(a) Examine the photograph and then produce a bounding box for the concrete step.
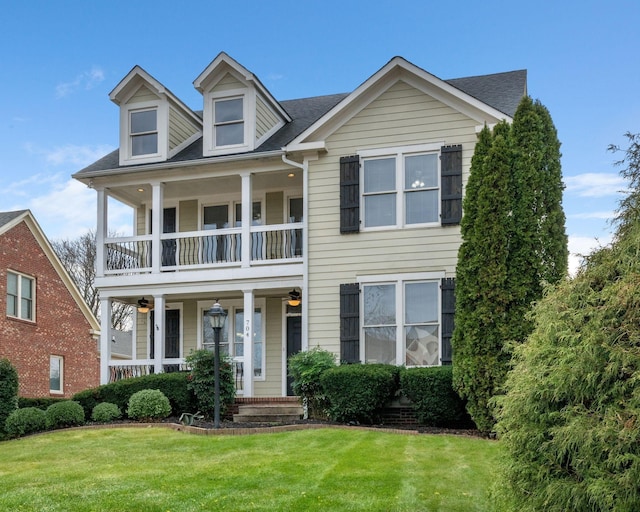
[233,403,303,423]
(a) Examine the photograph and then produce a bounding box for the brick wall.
[0,221,99,398]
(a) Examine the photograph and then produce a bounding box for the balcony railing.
[103,223,303,275]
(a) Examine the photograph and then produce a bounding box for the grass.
[0,427,500,511]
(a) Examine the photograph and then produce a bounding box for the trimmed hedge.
[5,407,47,438]
[73,372,196,420]
[45,401,85,429]
[127,389,171,421]
[91,402,122,423]
[18,397,67,410]
[0,358,19,437]
[400,366,474,428]
[320,364,399,423]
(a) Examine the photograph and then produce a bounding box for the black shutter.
[340,283,360,363]
[441,278,455,365]
[340,155,360,233]
[440,145,462,225]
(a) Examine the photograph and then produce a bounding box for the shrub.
[45,401,85,429]
[320,364,399,423]
[73,372,196,420]
[185,350,235,420]
[18,397,67,410]
[127,389,171,421]
[400,366,473,428]
[0,358,19,438]
[4,407,47,438]
[288,348,336,418]
[91,402,122,423]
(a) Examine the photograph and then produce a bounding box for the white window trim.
[358,142,444,231]
[49,355,64,394]
[203,88,256,156]
[119,100,169,166]
[358,272,444,367]
[6,270,35,322]
[197,299,266,381]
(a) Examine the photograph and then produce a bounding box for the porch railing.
[103,224,303,275]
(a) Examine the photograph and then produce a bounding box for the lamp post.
[208,300,227,428]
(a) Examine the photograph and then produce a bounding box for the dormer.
[110,66,202,166]
[194,52,291,157]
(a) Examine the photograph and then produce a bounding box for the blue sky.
[1,0,638,274]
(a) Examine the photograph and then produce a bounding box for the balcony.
[103,223,303,275]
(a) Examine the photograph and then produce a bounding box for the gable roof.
[74,56,526,178]
[0,210,100,334]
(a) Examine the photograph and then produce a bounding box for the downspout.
[282,154,309,352]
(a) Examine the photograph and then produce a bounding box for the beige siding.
[126,84,160,104]
[210,73,246,94]
[255,96,280,140]
[266,191,284,224]
[306,80,479,354]
[181,301,198,356]
[136,313,148,359]
[136,206,147,235]
[169,107,199,151]
[179,200,198,232]
[254,298,283,397]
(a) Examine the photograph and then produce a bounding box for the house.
[0,210,100,398]
[73,53,526,397]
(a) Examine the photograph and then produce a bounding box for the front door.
[150,309,181,366]
[286,316,302,396]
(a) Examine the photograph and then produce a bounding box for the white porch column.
[242,289,254,396]
[151,182,164,274]
[99,297,111,384]
[240,172,252,267]
[153,295,165,374]
[96,187,107,278]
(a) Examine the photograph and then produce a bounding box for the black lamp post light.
[208,300,227,428]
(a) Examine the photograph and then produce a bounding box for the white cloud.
[564,173,627,198]
[44,144,114,167]
[568,210,615,220]
[567,234,612,276]
[55,67,105,98]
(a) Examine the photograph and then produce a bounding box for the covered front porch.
[98,287,304,398]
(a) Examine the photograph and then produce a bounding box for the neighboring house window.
[130,108,158,156]
[202,305,264,379]
[339,144,462,233]
[362,280,440,366]
[50,356,63,394]
[214,97,244,147]
[6,271,34,321]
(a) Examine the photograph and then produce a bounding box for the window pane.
[405,154,438,189]
[6,273,17,317]
[204,205,229,230]
[21,276,32,299]
[132,133,158,155]
[215,98,243,123]
[406,189,438,224]
[364,327,396,364]
[131,110,157,133]
[216,123,244,146]
[235,310,244,357]
[7,273,17,295]
[405,325,439,366]
[289,197,303,223]
[364,158,395,193]
[364,284,395,325]
[405,282,438,323]
[364,194,396,227]
[50,357,61,392]
[235,202,262,226]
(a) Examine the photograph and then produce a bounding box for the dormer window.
[214,97,244,147]
[130,108,158,156]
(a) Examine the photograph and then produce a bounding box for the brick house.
[0,210,100,398]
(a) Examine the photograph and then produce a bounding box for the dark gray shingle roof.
[0,210,27,228]
[75,70,526,176]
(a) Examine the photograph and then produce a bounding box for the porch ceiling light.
[137,297,150,314]
[208,300,227,329]
[287,289,301,307]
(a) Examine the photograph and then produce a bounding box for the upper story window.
[130,108,158,156]
[214,98,244,147]
[7,270,34,321]
[362,149,439,229]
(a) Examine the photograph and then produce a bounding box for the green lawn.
[0,427,500,511]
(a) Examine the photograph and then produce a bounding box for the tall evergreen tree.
[453,97,568,432]
[452,122,513,432]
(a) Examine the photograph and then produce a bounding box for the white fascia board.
[283,141,327,153]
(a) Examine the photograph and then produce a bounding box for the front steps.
[233,399,303,423]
